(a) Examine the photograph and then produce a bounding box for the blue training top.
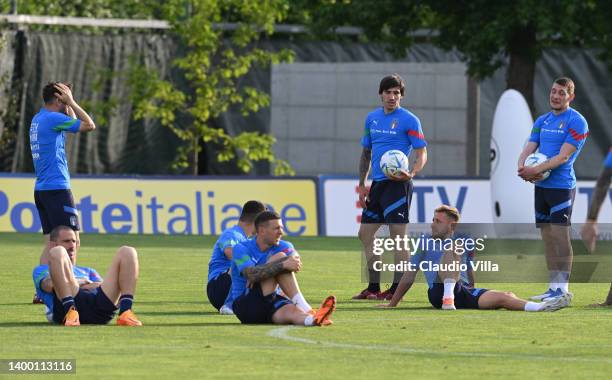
[207,225,248,282]
[32,264,101,321]
[409,236,474,289]
[30,108,81,191]
[226,239,295,308]
[361,106,427,182]
[604,148,612,169]
[529,107,588,189]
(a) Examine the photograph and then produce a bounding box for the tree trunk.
[506,25,537,114]
[192,137,199,176]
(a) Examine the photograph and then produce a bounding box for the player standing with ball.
[353,74,428,300]
[517,77,589,302]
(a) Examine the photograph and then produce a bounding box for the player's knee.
[358,228,375,244]
[48,246,68,262]
[266,252,287,263]
[118,246,138,261]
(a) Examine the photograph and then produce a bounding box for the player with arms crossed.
[518,77,588,302]
[230,211,335,326]
[379,206,571,312]
[580,147,612,307]
[30,83,95,268]
[33,225,142,326]
[206,200,266,314]
[354,74,427,301]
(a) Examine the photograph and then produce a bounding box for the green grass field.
[1,232,610,379]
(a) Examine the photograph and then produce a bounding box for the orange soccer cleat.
[63,306,80,326]
[117,310,143,326]
[313,295,336,326]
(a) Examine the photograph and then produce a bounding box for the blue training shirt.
[361,106,427,182]
[529,107,588,189]
[30,108,81,190]
[32,264,101,321]
[409,237,473,289]
[207,225,248,282]
[226,239,296,308]
[604,148,612,169]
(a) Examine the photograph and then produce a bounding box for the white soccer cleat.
[530,288,557,301]
[219,305,234,315]
[441,297,456,310]
[540,292,573,312]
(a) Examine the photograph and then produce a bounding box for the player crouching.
[230,211,335,326]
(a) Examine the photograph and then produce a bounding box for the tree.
[128,0,295,175]
[293,0,600,112]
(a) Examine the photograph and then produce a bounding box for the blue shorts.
[34,189,80,234]
[428,282,488,309]
[534,187,576,225]
[52,287,117,324]
[232,283,292,324]
[206,271,231,310]
[361,179,413,224]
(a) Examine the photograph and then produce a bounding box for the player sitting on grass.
[32,225,142,326]
[206,200,266,315]
[378,205,571,312]
[230,211,335,326]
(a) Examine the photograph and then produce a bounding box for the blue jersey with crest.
[207,225,248,282]
[32,264,102,318]
[226,239,295,308]
[361,106,427,181]
[529,107,588,189]
[30,108,81,190]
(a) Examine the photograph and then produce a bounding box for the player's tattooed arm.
[359,148,372,186]
[243,256,291,283]
[587,168,612,221]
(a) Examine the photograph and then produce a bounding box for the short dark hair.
[42,82,72,103]
[553,77,575,95]
[254,211,281,231]
[239,200,266,223]
[379,74,405,96]
[49,225,74,241]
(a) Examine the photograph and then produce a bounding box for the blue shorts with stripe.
[34,189,80,234]
[232,283,292,324]
[534,187,576,226]
[361,179,413,224]
[428,282,488,309]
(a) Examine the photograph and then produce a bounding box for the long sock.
[119,294,134,314]
[389,270,403,293]
[549,270,560,290]
[303,315,315,326]
[443,278,456,299]
[61,296,76,313]
[367,268,380,292]
[292,293,312,312]
[557,271,570,292]
[524,302,543,312]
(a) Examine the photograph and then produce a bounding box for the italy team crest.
[391,119,399,129]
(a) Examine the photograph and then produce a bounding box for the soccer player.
[230,211,335,326]
[32,225,142,326]
[206,200,266,314]
[379,206,571,312]
[580,147,612,307]
[517,77,588,302]
[354,73,427,300]
[30,82,96,268]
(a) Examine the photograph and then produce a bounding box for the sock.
[556,271,570,292]
[388,283,398,293]
[292,293,312,312]
[367,268,380,292]
[524,302,543,312]
[549,270,560,290]
[119,294,134,314]
[61,296,75,313]
[303,315,315,326]
[443,278,456,299]
[388,270,403,293]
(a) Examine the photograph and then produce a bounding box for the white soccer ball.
[525,152,551,181]
[380,150,409,178]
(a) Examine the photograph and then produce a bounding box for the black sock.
[119,295,134,314]
[389,271,403,293]
[61,296,75,313]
